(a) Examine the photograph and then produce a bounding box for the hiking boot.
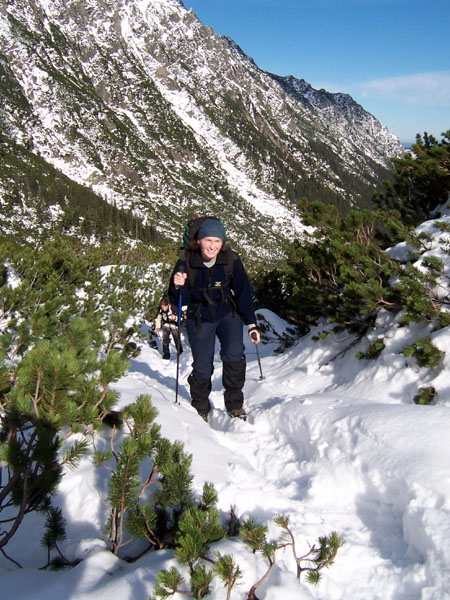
[197,409,209,423]
[162,353,170,360]
[227,407,247,421]
[188,374,212,417]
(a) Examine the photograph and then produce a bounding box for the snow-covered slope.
[0,0,403,258]
[3,203,450,598]
[1,302,450,599]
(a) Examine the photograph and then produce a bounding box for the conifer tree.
[374,130,450,226]
[241,515,343,597]
[150,484,343,597]
[151,482,230,599]
[94,394,161,555]
[0,237,147,558]
[212,553,242,600]
[256,199,450,366]
[94,395,200,557]
[153,567,187,598]
[40,506,72,569]
[274,515,343,583]
[275,201,407,334]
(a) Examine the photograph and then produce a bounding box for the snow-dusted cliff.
[0,0,403,257]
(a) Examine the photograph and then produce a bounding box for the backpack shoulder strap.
[182,250,196,288]
[225,249,239,281]
[183,248,237,288]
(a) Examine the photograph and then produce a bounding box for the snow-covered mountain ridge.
[0,0,403,258]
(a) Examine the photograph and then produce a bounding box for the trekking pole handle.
[175,264,185,290]
[249,327,259,343]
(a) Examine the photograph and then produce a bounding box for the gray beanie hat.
[197,218,226,242]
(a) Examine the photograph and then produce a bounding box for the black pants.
[161,324,182,357]
[186,311,246,413]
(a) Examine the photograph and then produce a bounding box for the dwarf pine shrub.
[262,201,408,335]
[413,386,437,405]
[0,237,148,560]
[356,338,386,360]
[40,506,72,569]
[374,131,450,227]
[94,394,198,557]
[255,197,450,371]
[152,510,343,599]
[402,337,444,369]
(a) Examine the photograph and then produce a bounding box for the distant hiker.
[154,295,183,360]
[169,217,260,422]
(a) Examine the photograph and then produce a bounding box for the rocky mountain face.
[0,0,403,260]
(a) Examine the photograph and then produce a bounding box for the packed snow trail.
[111,311,450,599]
[2,309,450,599]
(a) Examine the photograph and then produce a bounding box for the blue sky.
[184,0,450,143]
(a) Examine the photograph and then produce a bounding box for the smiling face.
[198,236,223,261]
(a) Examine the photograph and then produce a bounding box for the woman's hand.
[174,272,187,288]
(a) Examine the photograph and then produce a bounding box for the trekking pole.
[251,331,265,380]
[175,265,185,404]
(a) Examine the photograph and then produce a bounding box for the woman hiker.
[154,295,183,360]
[168,218,260,422]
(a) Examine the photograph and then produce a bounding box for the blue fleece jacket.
[168,249,256,325]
